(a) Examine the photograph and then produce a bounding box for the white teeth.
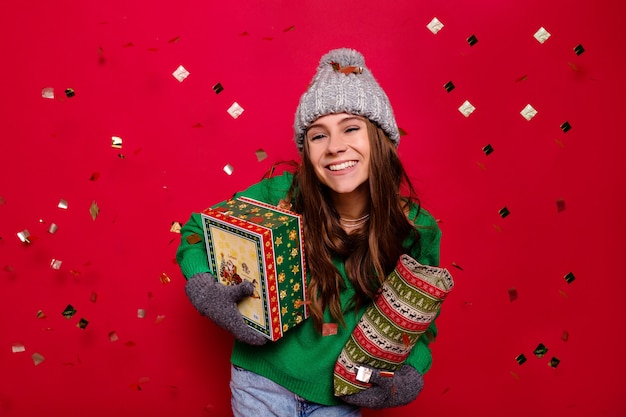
[328,161,356,171]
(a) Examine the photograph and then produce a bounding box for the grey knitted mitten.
[341,365,424,409]
[185,272,267,346]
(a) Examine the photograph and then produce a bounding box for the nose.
[326,134,347,154]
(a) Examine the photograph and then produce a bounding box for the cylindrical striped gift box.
[334,254,454,396]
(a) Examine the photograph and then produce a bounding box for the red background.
[1,1,625,416]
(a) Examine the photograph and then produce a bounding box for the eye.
[308,132,326,141]
[345,126,360,133]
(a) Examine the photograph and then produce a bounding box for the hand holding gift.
[334,254,454,399]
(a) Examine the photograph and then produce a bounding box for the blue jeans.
[230,365,362,417]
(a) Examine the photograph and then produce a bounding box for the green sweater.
[176,172,442,406]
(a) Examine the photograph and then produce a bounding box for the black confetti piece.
[77,318,89,329]
[212,83,224,94]
[444,81,455,92]
[482,144,494,156]
[62,304,77,319]
[573,44,585,55]
[499,207,510,218]
[548,357,560,368]
[534,343,548,358]
[556,199,566,213]
[564,272,575,284]
[64,88,75,98]
[516,354,527,365]
[560,121,572,133]
[508,288,518,302]
[467,34,478,46]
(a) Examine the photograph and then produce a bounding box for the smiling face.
[305,113,371,197]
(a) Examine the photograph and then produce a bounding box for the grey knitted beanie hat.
[294,48,400,151]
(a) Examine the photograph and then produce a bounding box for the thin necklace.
[339,213,370,229]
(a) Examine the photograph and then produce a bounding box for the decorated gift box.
[200,197,308,342]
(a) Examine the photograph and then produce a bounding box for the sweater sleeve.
[403,207,442,374]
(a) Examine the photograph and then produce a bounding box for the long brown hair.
[287,119,422,332]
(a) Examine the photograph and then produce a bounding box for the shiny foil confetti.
[160,272,171,284]
[213,83,224,94]
[111,136,123,148]
[556,199,566,213]
[172,65,190,82]
[227,102,244,119]
[32,352,45,366]
[573,44,585,55]
[482,144,494,156]
[223,164,234,175]
[255,149,268,162]
[533,27,551,43]
[36,310,46,319]
[17,229,31,243]
[58,199,69,209]
[170,221,182,233]
[508,288,518,302]
[564,272,575,283]
[427,17,444,34]
[109,331,119,342]
[499,207,510,218]
[50,259,62,270]
[65,88,75,98]
[458,100,476,117]
[515,354,527,365]
[155,315,165,324]
[89,201,99,220]
[42,87,54,99]
[467,34,478,46]
[138,309,146,319]
[77,318,89,329]
[548,357,560,368]
[12,343,26,353]
[560,121,572,133]
[534,343,548,358]
[322,323,338,336]
[520,104,538,121]
[451,262,463,270]
[62,304,77,319]
[444,81,455,92]
[48,223,58,234]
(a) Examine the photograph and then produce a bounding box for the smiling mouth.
[327,161,357,171]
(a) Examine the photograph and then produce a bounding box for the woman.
[176,48,442,416]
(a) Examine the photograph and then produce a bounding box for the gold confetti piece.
[32,352,45,366]
[170,221,182,233]
[458,100,476,117]
[451,262,463,270]
[213,82,224,94]
[510,371,520,380]
[48,223,58,234]
[508,288,518,302]
[36,310,46,319]
[109,331,119,342]
[223,164,234,175]
[515,354,527,365]
[426,17,444,34]
[160,272,171,284]
[12,343,26,353]
[77,318,89,329]
[172,65,190,82]
[168,36,181,43]
[89,201,99,220]
[559,289,568,298]
[533,27,551,43]
[555,138,565,148]
[283,25,295,32]
[533,343,548,358]
[186,233,202,244]
[322,323,338,336]
[548,357,560,368]
[476,161,486,170]
[111,136,123,148]
[90,292,98,303]
[443,81,455,92]
[155,315,165,324]
[62,304,77,319]
[42,87,54,99]
[515,74,528,82]
[493,224,502,232]
[50,259,62,270]
[65,88,75,98]
[0,195,5,204]
[556,199,566,213]
[562,330,569,342]
[573,44,585,55]
[255,149,267,162]
[499,207,510,218]
[17,229,31,243]
[467,34,478,46]
[482,144,494,156]
[227,102,244,119]
[58,199,69,209]
[520,104,538,121]
[138,308,146,319]
[560,121,572,133]
[564,272,575,283]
